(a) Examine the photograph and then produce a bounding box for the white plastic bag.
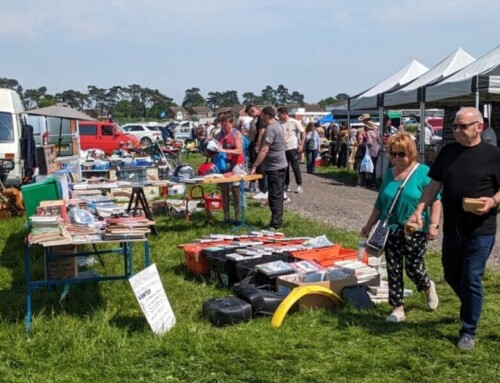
[360,150,374,173]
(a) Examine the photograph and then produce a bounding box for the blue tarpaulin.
[317,114,333,124]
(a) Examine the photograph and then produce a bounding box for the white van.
[0,89,24,185]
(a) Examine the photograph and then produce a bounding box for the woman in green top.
[361,133,441,323]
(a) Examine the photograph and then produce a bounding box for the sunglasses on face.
[390,151,407,158]
[453,121,478,130]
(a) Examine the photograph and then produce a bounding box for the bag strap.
[387,163,420,217]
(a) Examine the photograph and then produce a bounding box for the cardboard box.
[45,245,78,280]
[276,274,357,310]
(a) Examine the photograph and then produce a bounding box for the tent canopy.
[27,104,95,121]
[384,47,475,108]
[425,45,500,105]
[349,60,429,110]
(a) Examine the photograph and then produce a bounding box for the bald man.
[408,107,500,351]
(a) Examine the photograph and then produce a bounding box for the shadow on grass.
[0,230,106,325]
[109,314,149,333]
[169,263,221,289]
[331,303,459,345]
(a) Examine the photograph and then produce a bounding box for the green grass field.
[1,158,500,382]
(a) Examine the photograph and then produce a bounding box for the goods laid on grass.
[183,233,388,327]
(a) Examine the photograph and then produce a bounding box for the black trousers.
[385,228,431,307]
[285,149,302,188]
[264,167,287,229]
[250,141,267,193]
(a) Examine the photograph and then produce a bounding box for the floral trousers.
[385,228,431,307]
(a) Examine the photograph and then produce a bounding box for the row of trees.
[181,85,307,110]
[0,77,349,120]
[0,78,175,119]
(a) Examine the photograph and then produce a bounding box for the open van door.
[0,89,25,185]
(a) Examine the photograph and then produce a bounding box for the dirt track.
[284,166,500,271]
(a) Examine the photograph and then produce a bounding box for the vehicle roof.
[0,89,24,113]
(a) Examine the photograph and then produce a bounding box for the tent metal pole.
[475,75,480,108]
[379,106,384,181]
[419,102,426,164]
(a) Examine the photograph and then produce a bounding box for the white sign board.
[129,263,176,335]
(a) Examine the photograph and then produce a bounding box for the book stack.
[65,224,103,243]
[36,200,67,223]
[367,282,389,304]
[333,260,380,285]
[103,216,154,240]
[255,260,295,276]
[28,215,72,246]
[367,281,413,304]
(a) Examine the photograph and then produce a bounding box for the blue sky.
[1,0,499,104]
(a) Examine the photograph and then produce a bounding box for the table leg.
[24,242,32,333]
[128,243,134,275]
[231,179,254,233]
[129,188,158,235]
[144,240,150,267]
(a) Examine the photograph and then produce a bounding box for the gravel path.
[284,165,500,271]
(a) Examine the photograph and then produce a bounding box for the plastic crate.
[207,252,229,287]
[116,167,147,183]
[338,248,358,261]
[289,245,342,267]
[183,243,226,275]
[21,178,62,219]
[183,244,235,276]
[135,158,154,167]
[234,254,292,286]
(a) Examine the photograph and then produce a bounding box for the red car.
[78,121,140,155]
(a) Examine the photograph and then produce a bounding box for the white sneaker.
[386,309,405,323]
[284,192,288,199]
[286,186,290,192]
[296,186,303,194]
[426,280,439,310]
[284,198,291,204]
[252,192,268,200]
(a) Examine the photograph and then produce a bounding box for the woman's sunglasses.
[390,151,407,158]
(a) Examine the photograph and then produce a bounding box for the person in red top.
[216,112,245,223]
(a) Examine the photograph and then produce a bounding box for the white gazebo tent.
[349,60,429,177]
[384,48,475,108]
[383,48,475,161]
[349,60,429,110]
[424,45,500,106]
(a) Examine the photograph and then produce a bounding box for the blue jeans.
[442,234,495,339]
[306,149,317,173]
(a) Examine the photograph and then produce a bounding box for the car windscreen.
[0,112,14,143]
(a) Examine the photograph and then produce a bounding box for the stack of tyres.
[202,297,252,327]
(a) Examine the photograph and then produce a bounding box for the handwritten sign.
[129,263,176,335]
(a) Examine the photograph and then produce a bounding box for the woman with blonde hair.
[361,133,441,322]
